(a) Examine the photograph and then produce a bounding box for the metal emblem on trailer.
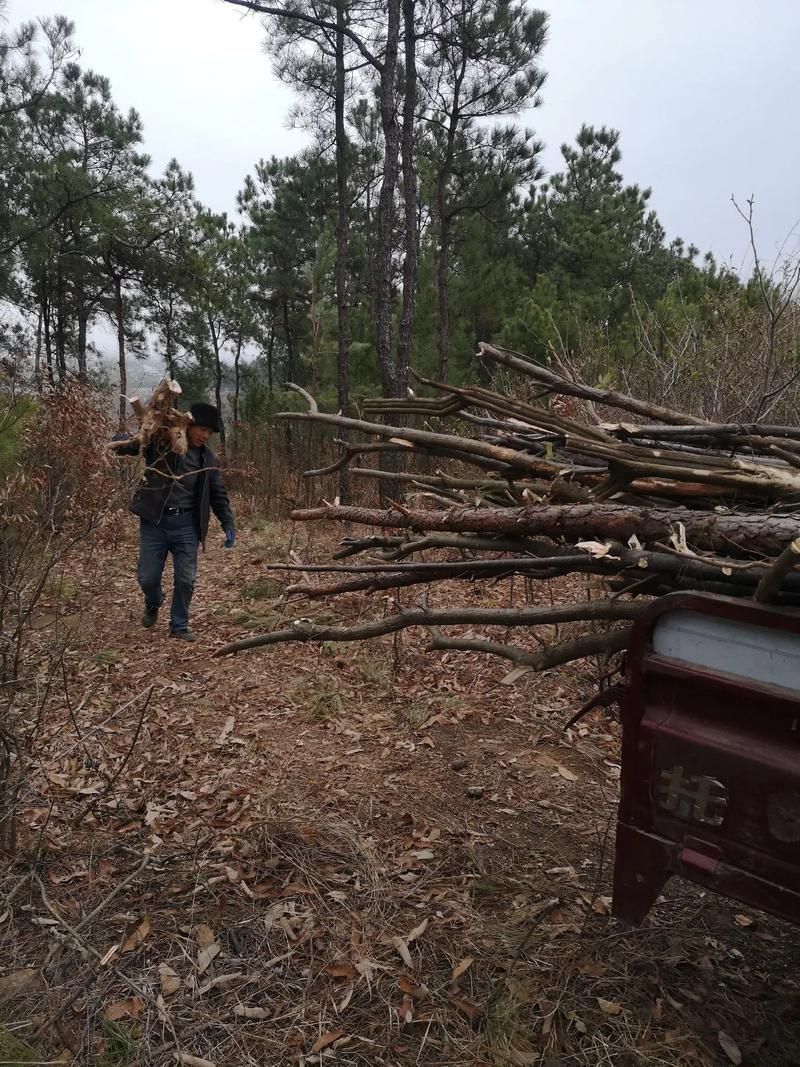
[657,765,728,826]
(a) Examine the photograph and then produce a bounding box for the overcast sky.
[8,0,800,273]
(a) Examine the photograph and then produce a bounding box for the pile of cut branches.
[218,344,800,683]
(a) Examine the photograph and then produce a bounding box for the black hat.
[189,402,221,432]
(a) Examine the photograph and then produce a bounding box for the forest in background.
[1,0,799,461]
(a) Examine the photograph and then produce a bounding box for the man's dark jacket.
[116,436,235,545]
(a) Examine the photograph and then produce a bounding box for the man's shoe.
[142,605,159,629]
[169,629,195,642]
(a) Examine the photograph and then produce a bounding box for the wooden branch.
[277,408,568,478]
[286,386,800,498]
[348,467,591,505]
[106,378,191,457]
[426,626,633,672]
[261,554,590,577]
[608,421,800,443]
[285,381,318,413]
[286,569,548,598]
[364,533,557,560]
[214,600,647,656]
[290,501,800,558]
[478,343,707,426]
[272,543,800,597]
[754,537,800,603]
[305,441,403,478]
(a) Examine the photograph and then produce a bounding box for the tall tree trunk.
[114,276,127,430]
[375,0,402,397]
[365,179,375,319]
[335,0,352,502]
[436,198,452,384]
[34,307,42,388]
[434,48,464,385]
[207,313,225,448]
[41,282,54,389]
[396,0,418,392]
[55,257,67,383]
[75,283,88,384]
[282,298,295,385]
[166,295,176,379]
[267,319,275,394]
[435,110,458,384]
[233,330,243,451]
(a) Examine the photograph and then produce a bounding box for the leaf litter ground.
[1,509,798,1065]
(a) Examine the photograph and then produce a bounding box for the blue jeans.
[137,514,199,633]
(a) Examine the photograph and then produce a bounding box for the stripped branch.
[215,600,646,656]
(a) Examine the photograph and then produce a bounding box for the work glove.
[223,528,236,549]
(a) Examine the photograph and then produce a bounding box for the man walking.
[117,402,235,641]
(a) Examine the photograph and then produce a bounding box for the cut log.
[291,502,800,559]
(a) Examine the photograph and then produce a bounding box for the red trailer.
[612,592,800,926]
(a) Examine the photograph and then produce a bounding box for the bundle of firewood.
[106,378,192,457]
[217,345,800,681]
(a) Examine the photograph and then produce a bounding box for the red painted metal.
[612,592,800,926]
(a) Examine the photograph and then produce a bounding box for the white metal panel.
[652,610,800,693]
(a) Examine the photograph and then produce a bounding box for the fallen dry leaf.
[406,917,428,944]
[198,972,254,995]
[718,1030,743,1065]
[571,1014,587,1034]
[399,976,430,1001]
[734,914,754,928]
[193,924,216,949]
[325,962,357,979]
[506,1049,539,1066]
[197,943,221,974]
[159,963,181,997]
[0,968,40,1003]
[399,993,414,1023]
[392,937,413,968]
[451,956,474,982]
[448,993,483,1026]
[156,992,170,1025]
[216,715,235,744]
[174,1054,216,1067]
[120,916,151,954]
[233,1005,270,1020]
[104,996,144,1021]
[311,1029,346,1053]
[596,997,623,1016]
[557,765,578,782]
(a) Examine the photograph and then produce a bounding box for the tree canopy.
[1,0,783,435]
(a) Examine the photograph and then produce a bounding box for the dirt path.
[1,513,798,1066]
